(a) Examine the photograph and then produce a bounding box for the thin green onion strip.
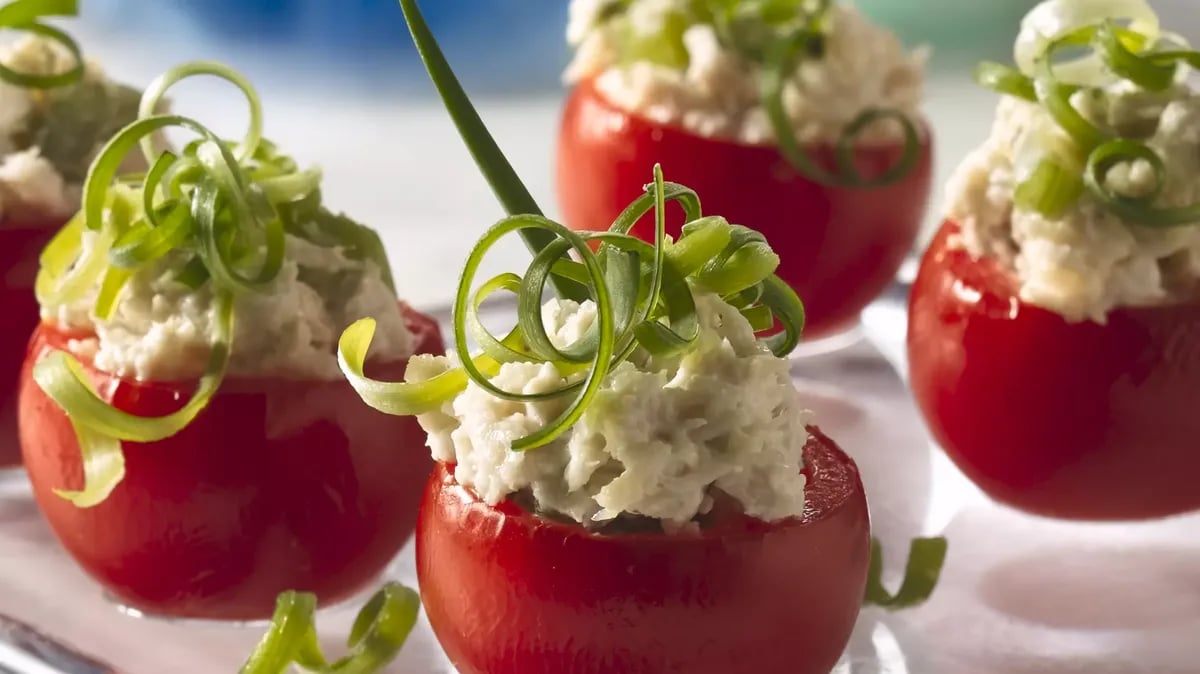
[239,582,421,674]
[974,4,1200,227]
[33,61,356,507]
[0,0,84,89]
[864,537,949,609]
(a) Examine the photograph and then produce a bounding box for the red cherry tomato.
[908,221,1200,520]
[557,78,934,338]
[417,427,870,674]
[0,221,59,468]
[19,303,443,620]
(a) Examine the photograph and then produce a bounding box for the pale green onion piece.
[864,537,949,609]
[138,60,264,164]
[758,275,805,357]
[240,583,421,674]
[1014,158,1086,218]
[32,291,234,444]
[1083,138,1200,227]
[0,0,83,89]
[92,266,132,320]
[337,318,466,417]
[238,591,323,674]
[141,151,178,226]
[52,425,124,508]
[108,203,192,269]
[1095,21,1175,91]
[974,61,1037,102]
[740,305,774,331]
[763,27,920,188]
[453,215,616,450]
[0,21,82,89]
[668,216,733,276]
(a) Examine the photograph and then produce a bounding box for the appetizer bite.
[323,4,946,673]
[909,0,1200,519]
[557,0,934,338]
[18,61,443,619]
[0,0,142,468]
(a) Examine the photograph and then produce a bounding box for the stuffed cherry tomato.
[20,304,441,619]
[557,0,933,338]
[341,5,946,670]
[0,21,143,468]
[418,430,868,674]
[908,0,1200,520]
[17,62,442,620]
[384,216,871,674]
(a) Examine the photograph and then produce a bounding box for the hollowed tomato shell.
[19,303,443,620]
[908,221,1200,520]
[417,426,870,674]
[556,78,934,338]
[0,221,59,468]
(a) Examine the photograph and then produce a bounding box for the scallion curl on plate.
[239,582,421,674]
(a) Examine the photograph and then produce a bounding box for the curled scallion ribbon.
[0,0,84,89]
[974,3,1200,227]
[240,582,422,674]
[33,61,389,507]
[340,164,806,452]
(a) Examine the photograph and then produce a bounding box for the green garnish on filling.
[974,5,1200,226]
[0,0,82,89]
[577,0,921,188]
[350,0,948,612]
[32,61,392,508]
[239,582,421,674]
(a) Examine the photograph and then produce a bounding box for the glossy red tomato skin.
[417,427,870,674]
[557,79,934,338]
[0,221,59,468]
[908,221,1200,520]
[19,303,444,620]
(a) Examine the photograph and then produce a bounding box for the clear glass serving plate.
[1,290,1197,673]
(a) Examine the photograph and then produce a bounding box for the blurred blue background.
[77,0,1198,97]
[83,0,572,96]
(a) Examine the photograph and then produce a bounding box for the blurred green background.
[857,0,1040,67]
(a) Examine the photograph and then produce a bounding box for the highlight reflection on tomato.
[19,303,443,620]
[417,427,870,674]
[908,222,1200,520]
[0,222,58,469]
[557,78,934,338]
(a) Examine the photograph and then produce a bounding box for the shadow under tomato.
[896,503,1200,674]
[979,545,1200,631]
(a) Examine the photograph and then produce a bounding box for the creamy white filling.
[406,292,811,527]
[49,233,414,381]
[565,1,927,145]
[946,84,1200,323]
